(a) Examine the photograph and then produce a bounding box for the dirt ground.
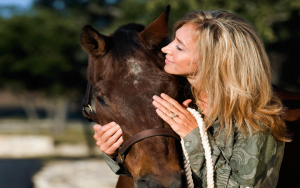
[33,159,119,188]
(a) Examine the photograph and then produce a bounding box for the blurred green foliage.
[0,0,299,98]
[100,0,300,45]
[0,9,87,96]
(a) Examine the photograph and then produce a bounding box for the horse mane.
[117,23,145,32]
[110,24,145,61]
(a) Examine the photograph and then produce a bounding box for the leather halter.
[82,78,180,177]
[82,79,98,123]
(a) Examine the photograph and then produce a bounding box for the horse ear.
[139,5,170,48]
[80,25,109,56]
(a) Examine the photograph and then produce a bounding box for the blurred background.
[0,0,299,188]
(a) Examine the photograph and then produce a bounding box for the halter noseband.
[82,79,180,177]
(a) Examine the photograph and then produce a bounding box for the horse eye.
[96,96,106,106]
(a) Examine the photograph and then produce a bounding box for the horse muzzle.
[135,170,187,188]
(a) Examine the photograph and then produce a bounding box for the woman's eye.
[176,45,183,51]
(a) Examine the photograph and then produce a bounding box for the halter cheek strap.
[82,78,99,123]
[116,128,180,177]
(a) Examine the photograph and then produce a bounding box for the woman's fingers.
[153,100,175,118]
[98,128,122,150]
[94,122,120,141]
[93,124,101,131]
[93,122,123,158]
[155,109,188,137]
[182,99,192,108]
[94,122,115,138]
[105,136,124,156]
[153,94,191,119]
[160,93,187,112]
[101,124,121,143]
[153,95,181,117]
[153,94,199,138]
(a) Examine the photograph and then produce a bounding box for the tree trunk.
[52,97,69,135]
[20,93,40,134]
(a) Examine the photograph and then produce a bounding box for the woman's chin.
[164,66,179,75]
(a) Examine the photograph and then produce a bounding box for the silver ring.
[170,113,177,119]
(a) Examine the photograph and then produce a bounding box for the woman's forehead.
[175,24,197,50]
[176,24,196,35]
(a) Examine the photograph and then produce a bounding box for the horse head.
[80,6,187,188]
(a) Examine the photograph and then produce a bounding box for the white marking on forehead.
[126,58,143,87]
[128,58,143,75]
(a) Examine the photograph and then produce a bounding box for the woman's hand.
[93,122,123,159]
[152,93,198,138]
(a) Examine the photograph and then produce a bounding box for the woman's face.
[161,24,198,79]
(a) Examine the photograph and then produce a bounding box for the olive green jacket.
[102,120,285,188]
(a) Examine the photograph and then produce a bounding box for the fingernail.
[161,93,166,97]
[93,124,98,129]
[116,124,120,128]
[97,125,102,130]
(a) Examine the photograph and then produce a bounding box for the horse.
[273,85,300,187]
[80,5,300,188]
[80,6,189,188]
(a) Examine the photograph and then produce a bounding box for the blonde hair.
[174,10,291,142]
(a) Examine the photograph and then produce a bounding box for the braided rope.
[180,108,214,188]
[180,138,195,188]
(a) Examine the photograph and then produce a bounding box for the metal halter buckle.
[87,104,93,112]
[82,104,94,112]
[118,153,125,164]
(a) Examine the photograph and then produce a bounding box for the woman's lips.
[165,58,174,64]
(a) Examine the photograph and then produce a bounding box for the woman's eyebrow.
[176,37,186,47]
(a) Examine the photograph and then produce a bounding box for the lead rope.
[180,108,214,188]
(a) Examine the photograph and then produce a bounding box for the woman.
[93,10,290,187]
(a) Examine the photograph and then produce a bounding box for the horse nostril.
[136,173,183,188]
[136,178,148,188]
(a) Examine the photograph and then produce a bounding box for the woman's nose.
[161,44,171,54]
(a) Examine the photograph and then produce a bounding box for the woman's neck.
[187,77,196,87]
[187,77,208,115]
